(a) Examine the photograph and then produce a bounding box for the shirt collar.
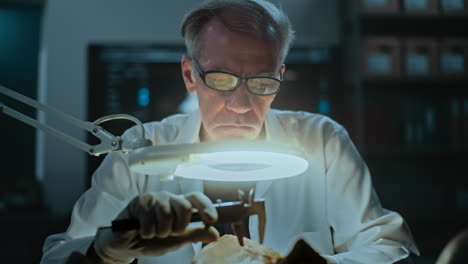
[175,109,202,144]
[265,109,286,143]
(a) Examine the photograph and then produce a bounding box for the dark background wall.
[1,0,467,263]
[0,6,40,193]
[0,3,58,263]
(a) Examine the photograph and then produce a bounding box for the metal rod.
[0,85,121,156]
[1,103,92,153]
[0,85,96,132]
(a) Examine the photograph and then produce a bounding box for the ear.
[280,64,286,76]
[181,55,197,94]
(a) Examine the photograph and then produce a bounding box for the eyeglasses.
[191,58,282,96]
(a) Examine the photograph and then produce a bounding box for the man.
[41,0,419,263]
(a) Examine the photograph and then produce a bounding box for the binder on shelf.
[364,101,403,147]
[361,36,402,76]
[359,0,400,12]
[440,38,468,75]
[364,94,454,152]
[440,0,468,13]
[403,0,439,13]
[403,38,439,75]
[450,98,462,150]
[463,99,468,149]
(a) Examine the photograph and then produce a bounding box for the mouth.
[218,125,254,130]
[209,125,258,140]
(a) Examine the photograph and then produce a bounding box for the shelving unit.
[340,1,468,261]
[341,1,468,153]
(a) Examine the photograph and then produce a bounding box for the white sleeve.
[322,125,419,264]
[40,151,138,264]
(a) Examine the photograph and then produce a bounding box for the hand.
[93,191,219,264]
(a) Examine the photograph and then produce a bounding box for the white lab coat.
[40,109,419,264]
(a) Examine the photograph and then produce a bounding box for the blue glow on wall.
[318,99,331,115]
[137,87,150,107]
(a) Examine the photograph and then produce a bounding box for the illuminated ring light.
[128,141,309,181]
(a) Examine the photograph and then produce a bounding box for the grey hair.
[180,0,295,64]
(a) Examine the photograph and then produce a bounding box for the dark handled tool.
[111,200,247,230]
[111,189,266,246]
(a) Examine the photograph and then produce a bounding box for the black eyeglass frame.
[191,58,283,96]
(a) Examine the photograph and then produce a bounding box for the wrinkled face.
[181,18,285,142]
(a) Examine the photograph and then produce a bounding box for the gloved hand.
[93,191,219,264]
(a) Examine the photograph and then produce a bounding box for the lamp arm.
[0,85,130,156]
[93,113,151,152]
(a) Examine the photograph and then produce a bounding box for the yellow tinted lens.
[205,73,238,90]
[247,78,279,94]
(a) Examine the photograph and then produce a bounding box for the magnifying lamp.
[129,141,308,181]
[1,85,309,181]
[1,84,309,245]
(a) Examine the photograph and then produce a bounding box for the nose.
[225,83,252,114]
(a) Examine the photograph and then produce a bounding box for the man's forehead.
[200,17,278,50]
[198,18,280,72]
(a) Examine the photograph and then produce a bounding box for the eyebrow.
[207,66,277,77]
